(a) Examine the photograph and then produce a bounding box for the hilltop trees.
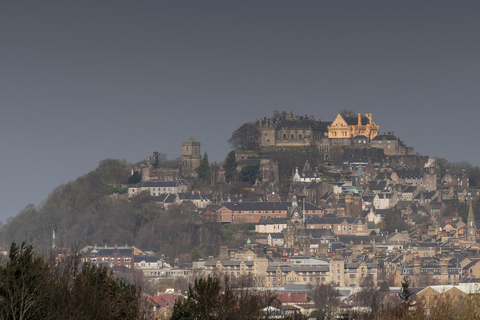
[228,122,260,150]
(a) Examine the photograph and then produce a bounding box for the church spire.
[468,201,475,224]
[467,201,476,243]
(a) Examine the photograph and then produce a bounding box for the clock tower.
[467,201,476,243]
[284,196,304,248]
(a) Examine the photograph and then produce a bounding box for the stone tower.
[284,196,304,248]
[467,201,477,243]
[181,136,201,178]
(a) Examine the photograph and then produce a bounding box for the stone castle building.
[181,136,201,178]
[256,110,329,147]
[255,110,380,148]
[327,113,379,140]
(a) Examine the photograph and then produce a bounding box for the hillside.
[0,159,226,260]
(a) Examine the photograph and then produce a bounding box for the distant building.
[128,180,189,197]
[204,200,323,224]
[371,132,414,156]
[327,113,379,140]
[181,136,201,177]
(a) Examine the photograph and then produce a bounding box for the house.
[371,132,413,156]
[266,263,330,287]
[396,168,437,192]
[441,170,469,189]
[256,216,287,233]
[304,214,371,236]
[128,180,189,197]
[293,160,322,183]
[134,255,169,277]
[81,245,146,268]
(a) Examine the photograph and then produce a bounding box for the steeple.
[466,201,476,243]
[468,201,475,225]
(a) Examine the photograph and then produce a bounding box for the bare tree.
[312,283,341,320]
[228,122,260,150]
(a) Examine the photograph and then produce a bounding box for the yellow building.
[327,113,379,140]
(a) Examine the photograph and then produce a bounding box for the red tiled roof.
[276,292,307,304]
[149,294,183,307]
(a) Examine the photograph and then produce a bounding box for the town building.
[128,180,189,198]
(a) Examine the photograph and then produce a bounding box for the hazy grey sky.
[1,1,480,222]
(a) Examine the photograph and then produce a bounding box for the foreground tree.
[0,242,144,320]
[171,275,274,320]
[228,122,260,150]
[312,283,340,320]
[0,242,49,320]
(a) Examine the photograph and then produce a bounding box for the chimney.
[358,113,361,125]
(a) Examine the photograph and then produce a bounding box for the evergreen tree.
[239,164,260,185]
[196,152,210,183]
[224,150,237,183]
[171,275,266,320]
[379,280,390,292]
[399,276,412,305]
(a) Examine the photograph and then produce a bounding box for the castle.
[255,110,379,147]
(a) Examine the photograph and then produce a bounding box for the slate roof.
[295,228,335,239]
[372,134,397,141]
[134,255,160,263]
[85,247,134,256]
[342,116,370,126]
[204,260,255,267]
[258,216,287,225]
[214,201,322,212]
[266,264,329,273]
[362,195,375,203]
[277,119,320,130]
[369,181,387,191]
[403,186,417,193]
[177,192,204,200]
[157,194,176,203]
[305,214,365,225]
[396,168,424,180]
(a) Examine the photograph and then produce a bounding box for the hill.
[0,159,225,260]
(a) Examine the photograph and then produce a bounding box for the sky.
[1,1,480,222]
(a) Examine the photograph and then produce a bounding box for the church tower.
[467,201,477,243]
[181,136,201,178]
[284,196,304,248]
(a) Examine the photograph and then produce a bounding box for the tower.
[181,136,201,178]
[467,201,476,243]
[284,196,304,248]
